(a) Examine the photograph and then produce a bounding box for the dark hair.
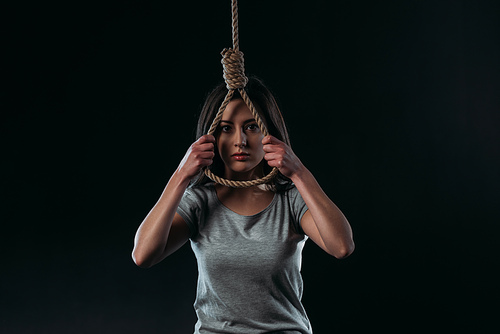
[192,76,292,191]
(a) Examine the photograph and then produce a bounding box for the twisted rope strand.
[221,48,248,90]
[207,90,234,135]
[231,0,239,51]
[205,168,279,188]
[239,88,268,137]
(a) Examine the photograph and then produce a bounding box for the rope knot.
[221,48,248,90]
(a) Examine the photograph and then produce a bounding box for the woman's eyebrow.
[220,119,256,124]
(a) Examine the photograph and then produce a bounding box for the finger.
[200,158,214,166]
[198,134,216,143]
[265,157,283,169]
[195,158,213,168]
[262,144,281,153]
[261,135,276,145]
[192,150,215,162]
[264,152,281,162]
[197,150,215,158]
[197,142,215,151]
[263,146,287,159]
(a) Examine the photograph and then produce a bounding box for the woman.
[132,77,354,333]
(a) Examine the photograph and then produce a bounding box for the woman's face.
[216,98,266,180]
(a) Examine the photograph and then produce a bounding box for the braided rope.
[221,48,248,90]
[231,0,239,51]
[204,0,278,188]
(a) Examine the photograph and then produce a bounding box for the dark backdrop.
[2,0,499,333]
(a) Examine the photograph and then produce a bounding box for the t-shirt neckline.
[209,184,278,218]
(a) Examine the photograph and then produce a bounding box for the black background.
[2,0,499,333]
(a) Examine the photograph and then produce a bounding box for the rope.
[204,0,279,188]
[231,0,239,51]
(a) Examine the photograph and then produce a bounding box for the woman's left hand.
[262,135,304,179]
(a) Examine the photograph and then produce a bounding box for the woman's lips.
[232,152,249,161]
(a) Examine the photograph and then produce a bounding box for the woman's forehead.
[222,99,254,119]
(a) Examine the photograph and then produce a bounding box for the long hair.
[192,76,293,191]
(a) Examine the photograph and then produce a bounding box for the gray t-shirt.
[177,183,312,334]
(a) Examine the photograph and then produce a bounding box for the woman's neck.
[222,165,265,182]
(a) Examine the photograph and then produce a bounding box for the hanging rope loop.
[221,48,248,90]
[203,0,279,188]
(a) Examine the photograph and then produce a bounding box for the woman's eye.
[221,125,231,132]
[246,124,259,131]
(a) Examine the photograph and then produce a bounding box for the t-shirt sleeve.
[288,186,309,234]
[176,187,204,238]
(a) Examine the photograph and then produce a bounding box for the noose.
[204,0,279,188]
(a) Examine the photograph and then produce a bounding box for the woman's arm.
[262,135,354,259]
[132,135,215,268]
[293,170,354,258]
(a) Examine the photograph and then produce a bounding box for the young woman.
[132,77,355,333]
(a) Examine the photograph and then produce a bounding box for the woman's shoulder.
[274,182,298,195]
[178,183,215,213]
[275,183,305,206]
[186,182,215,197]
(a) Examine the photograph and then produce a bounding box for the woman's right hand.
[177,135,215,181]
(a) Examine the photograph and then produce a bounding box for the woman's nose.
[234,129,247,147]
